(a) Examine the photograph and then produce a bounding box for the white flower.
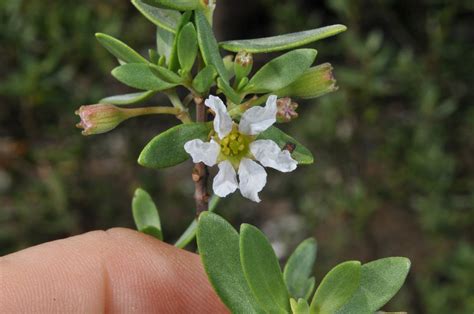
[184,95,297,202]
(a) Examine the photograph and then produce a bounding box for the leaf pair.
[197,213,411,314]
[138,122,314,169]
[197,212,286,313]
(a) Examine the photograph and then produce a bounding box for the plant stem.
[127,106,181,116]
[192,96,210,216]
[166,91,192,123]
[174,195,220,249]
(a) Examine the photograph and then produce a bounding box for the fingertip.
[1,228,228,313]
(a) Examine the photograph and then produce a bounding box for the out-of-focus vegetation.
[1,0,473,313]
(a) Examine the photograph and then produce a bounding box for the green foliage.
[310,261,361,314]
[240,224,290,313]
[177,22,198,73]
[197,212,263,313]
[131,0,181,33]
[290,298,310,314]
[144,0,200,11]
[284,238,317,300]
[336,258,411,313]
[111,63,177,90]
[195,10,230,81]
[193,65,217,94]
[220,25,347,53]
[138,123,211,169]
[257,126,314,164]
[276,63,337,100]
[99,91,157,105]
[244,49,317,93]
[95,33,149,64]
[197,214,411,314]
[132,188,163,240]
[149,64,183,84]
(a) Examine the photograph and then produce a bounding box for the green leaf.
[156,27,175,62]
[149,49,160,64]
[310,261,361,314]
[99,91,157,105]
[132,0,181,33]
[291,298,310,314]
[197,213,263,313]
[276,63,338,99]
[257,126,314,165]
[168,11,192,72]
[240,224,290,313]
[132,188,163,240]
[284,238,318,300]
[220,25,347,53]
[217,78,242,105]
[195,10,230,81]
[112,63,177,91]
[192,65,217,94]
[95,33,148,64]
[174,195,220,249]
[149,64,182,84]
[142,0,200,11]
[138,122,212,169]
[336,257,411,314]
[245,49,317,93]
[178,22,198,73]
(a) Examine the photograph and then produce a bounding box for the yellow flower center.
[217,126,253,167]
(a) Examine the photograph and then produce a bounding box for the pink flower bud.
[75,104,127,136]
[276,97,299,123]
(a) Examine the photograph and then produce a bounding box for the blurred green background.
[1,0,473,312]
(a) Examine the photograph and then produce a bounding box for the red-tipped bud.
[276,97,299,123]
[75,104,128,136]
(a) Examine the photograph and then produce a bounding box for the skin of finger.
[0,228,229,314]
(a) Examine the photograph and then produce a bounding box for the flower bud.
[276,97,299,123]
[234,51,253,80]
[75,104,128,136]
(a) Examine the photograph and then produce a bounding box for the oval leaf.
[220,25,347,53]
[156,26,175,62]
[168,11,192,72]
[197,213,263,313]
[100,91,157,106]
[178,22,198,73]
[257,126,314,165]
[112,63,177,91]
[132,0,181,33]
[95,33,148,64]
[276,63,338,99]
[284,238,318,300]
[138,122,212,169]
[310,261,361,314]
[245,49,317,93]
[149,64,182,84]
[336,257,411,314]
[143,0,199,11]
[240,224,290,313]
[132,188,163,240]
[192,65,217,94]
[195,10,230,81]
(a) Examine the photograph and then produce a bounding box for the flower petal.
[250,139,297,172]
[239,95,278,135]
[238,158,267,202]
[184,139,220,167]
[205,95,233,139]
[213,160,238,197]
